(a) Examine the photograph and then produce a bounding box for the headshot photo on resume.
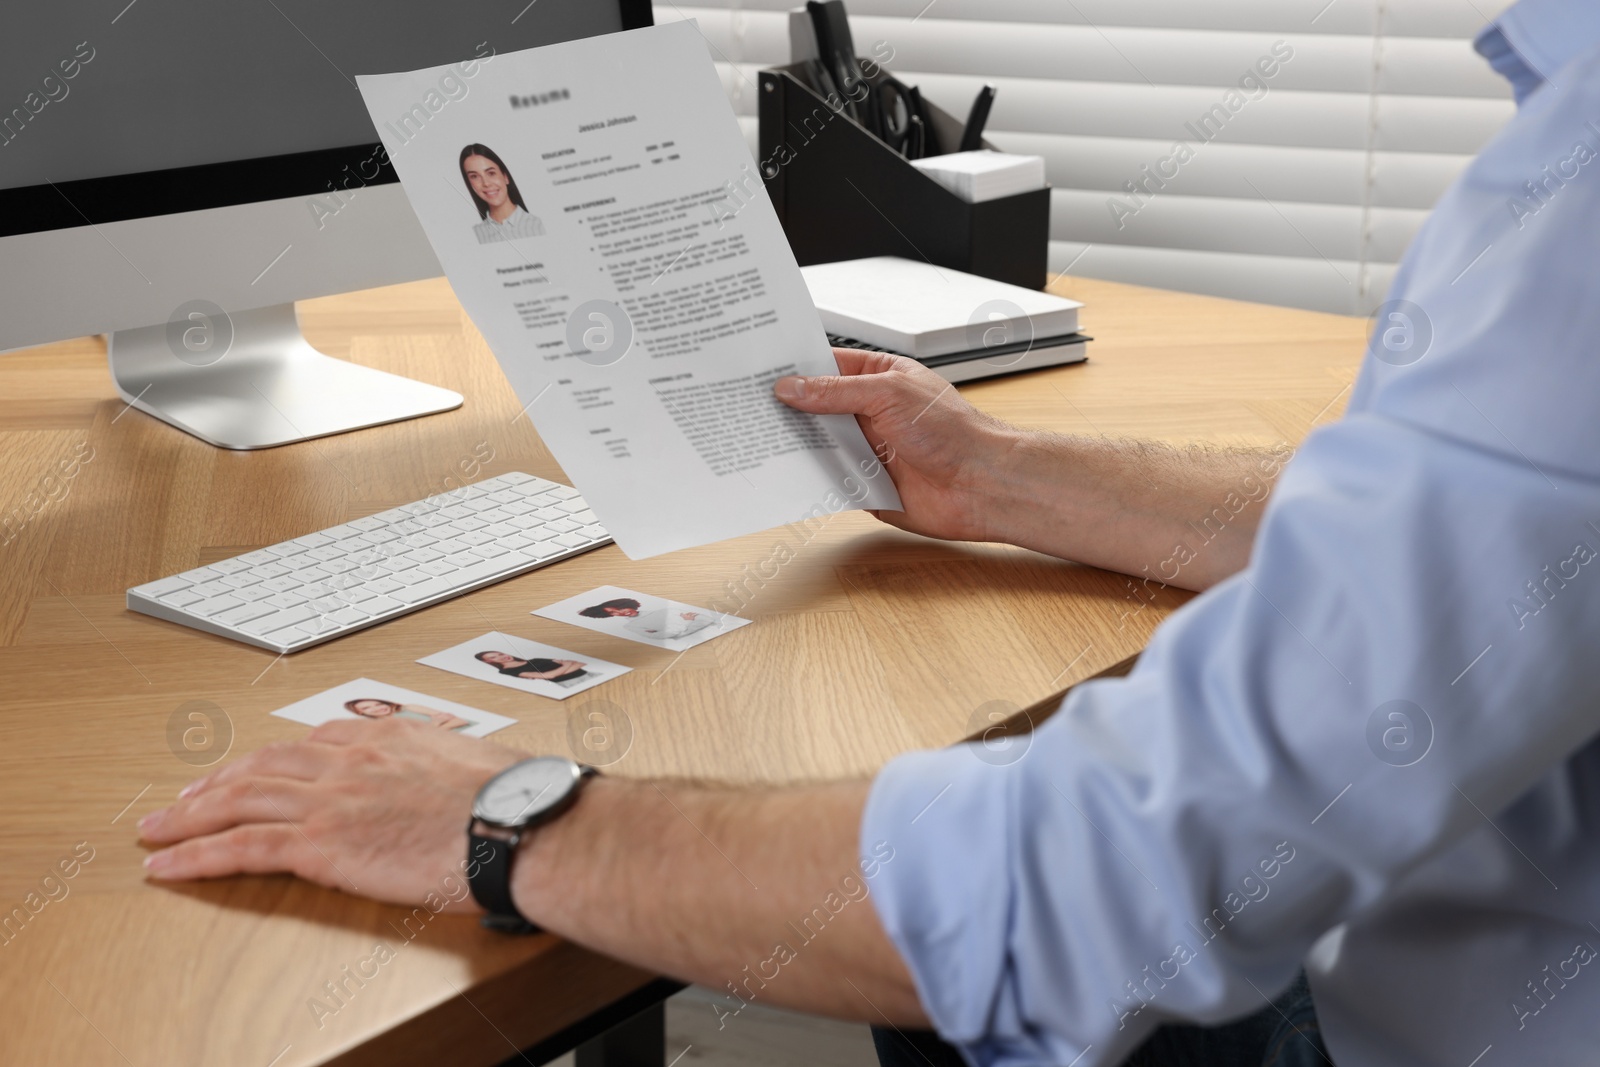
[459,142,545,244]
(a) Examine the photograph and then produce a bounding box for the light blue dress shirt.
[862,3,1600,1064]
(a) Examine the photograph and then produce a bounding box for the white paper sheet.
[355,22,900,558]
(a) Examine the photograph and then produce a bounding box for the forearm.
[512,776,926,1025]
[982,430,1292,590]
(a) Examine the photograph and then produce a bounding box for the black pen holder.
[757,61,1050,290]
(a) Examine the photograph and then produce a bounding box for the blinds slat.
[1051,240,1366,315]
[992,132,1472,210]
[679,0,1513,39]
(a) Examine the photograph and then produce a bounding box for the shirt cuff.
[862,743,1021,1050]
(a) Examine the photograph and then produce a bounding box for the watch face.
[473,757,582,827]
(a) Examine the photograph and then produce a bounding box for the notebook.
[801,256,1083,359]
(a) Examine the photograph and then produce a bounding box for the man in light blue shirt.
[139,2,1600,1064]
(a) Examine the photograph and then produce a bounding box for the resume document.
[356,22,901,557]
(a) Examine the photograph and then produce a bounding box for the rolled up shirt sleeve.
[863,409,1600,1066]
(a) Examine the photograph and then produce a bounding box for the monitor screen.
[0,1,645,224]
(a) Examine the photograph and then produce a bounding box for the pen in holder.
[758,61,1050,290]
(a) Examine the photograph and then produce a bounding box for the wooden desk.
[0,275,1365,1067]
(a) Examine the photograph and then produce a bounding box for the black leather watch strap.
[467,826,539,934]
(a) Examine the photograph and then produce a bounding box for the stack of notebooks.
[801,256,1089,384]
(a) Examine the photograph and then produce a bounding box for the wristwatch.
[467,756,597,933]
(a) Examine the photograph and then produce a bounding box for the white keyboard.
[127,472,611,653]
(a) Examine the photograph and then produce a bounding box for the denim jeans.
[871,971,1329,1067]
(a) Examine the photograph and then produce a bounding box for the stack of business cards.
[910,151,1046,203]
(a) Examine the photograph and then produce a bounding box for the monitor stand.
[106,302,463,450]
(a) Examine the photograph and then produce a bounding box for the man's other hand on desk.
[777,349,1289,591]
[139,718,521,908]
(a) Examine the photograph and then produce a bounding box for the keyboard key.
[557,499,590,514]
[553,533,590,549]
[137,576,192,598]
[297,566,334,585]
[456,531,494,546]
[262,543,306,559]
[261,576,303,594]
[191,595,245,617]
[579,525,608,539]
[215,602,275,626]
[551,486,581,500]
[290,532,334,550]
[265,592,307,610]
[545,518,580,534]
[477,508,513,524]
[301,616,340,635]
[390,569,496,604]
[238,550,278,567]
[361,595,408,615]
[234,585,276,603]
[211,558,250,575]
[346,517,386,532]
[467,543,509,560]
[160,590,205,609]
[253,562,291,580]
[501,499,536,516]
[191,580,235,598]
[364,577,405,596]
[500,472,536,485]
[327,607,370,626]
[359,528,400,545]
[306,546,346,563]
[219,573,260,590]
[488,490,523,505]
[241,605,318,635]
[404,547,444,564]
[419,561,459,577]
[182,566,227,584]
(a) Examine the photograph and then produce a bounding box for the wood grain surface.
[0,274,1365,1066]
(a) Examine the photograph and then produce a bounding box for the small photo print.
[270,678,516,738]
[533,585,750,651]
[418,631,629,701]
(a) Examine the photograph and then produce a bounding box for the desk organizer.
[757,61,1050,290]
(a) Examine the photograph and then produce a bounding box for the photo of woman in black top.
[474,649,588,684]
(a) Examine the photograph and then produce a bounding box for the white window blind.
[661,0,1516,315]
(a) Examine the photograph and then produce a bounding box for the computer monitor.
[0,0,653,449]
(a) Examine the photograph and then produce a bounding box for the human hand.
[138,719,526,909]
[775,349,1020,543]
